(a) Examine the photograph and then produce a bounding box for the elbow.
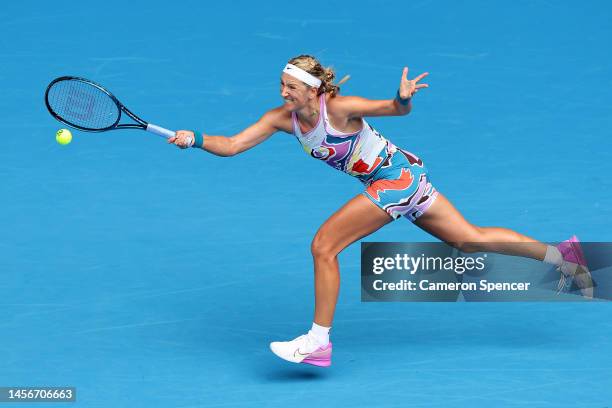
[219,149,237,157]
[221,148,236,157]
[225,139,239,157]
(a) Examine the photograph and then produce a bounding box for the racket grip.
[146,123,176,139]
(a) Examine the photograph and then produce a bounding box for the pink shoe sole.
[301,358,331,367]
[301,342,332,367]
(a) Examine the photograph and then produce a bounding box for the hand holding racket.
[168,130,198,149]
[45,76,176,139]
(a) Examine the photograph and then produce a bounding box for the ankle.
[308,322,331,346]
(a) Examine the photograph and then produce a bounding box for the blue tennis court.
[1,0,611,406]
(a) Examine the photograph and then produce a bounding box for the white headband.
[283,64,322,88]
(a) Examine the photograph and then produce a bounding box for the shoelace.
[556,261,574,294]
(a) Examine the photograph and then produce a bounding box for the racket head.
[45,76,123,132]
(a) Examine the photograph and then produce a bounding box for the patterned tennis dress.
[291,94,438,221]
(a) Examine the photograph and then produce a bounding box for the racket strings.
[47,80,120,130]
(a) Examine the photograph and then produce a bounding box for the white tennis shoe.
[270,334,332,367]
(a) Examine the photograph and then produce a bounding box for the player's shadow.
[261,366,331,382]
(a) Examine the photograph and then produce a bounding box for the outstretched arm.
[168,107,289,156]
[333,67,429,118]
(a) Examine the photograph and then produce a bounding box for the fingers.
[402,67,408,81]
[169,130,195,149]
[410,84,429,96]
[409,71,430,97]
[413,72,429,82]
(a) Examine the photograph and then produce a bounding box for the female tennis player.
[168,55,593,367]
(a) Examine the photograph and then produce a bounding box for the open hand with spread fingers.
[398,67,429,100]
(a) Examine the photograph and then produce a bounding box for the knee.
[452,242,480,253]
[311,231,338,261]
[450,226,485,253]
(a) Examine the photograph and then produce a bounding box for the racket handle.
[146,123,175,139]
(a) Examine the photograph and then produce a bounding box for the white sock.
[308,322,330,346]
[543,245,563,266]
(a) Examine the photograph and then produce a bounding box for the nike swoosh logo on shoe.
[294,348,310,358]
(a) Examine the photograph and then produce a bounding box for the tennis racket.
[44,76,175,139]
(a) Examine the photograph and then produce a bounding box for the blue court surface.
[1,1,611,406]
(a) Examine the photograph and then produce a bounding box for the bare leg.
[311,195,393,327]
[414,193,548,260]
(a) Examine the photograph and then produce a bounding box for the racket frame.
[44,76,175,138]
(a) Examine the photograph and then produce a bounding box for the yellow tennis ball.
[56,128,72,145]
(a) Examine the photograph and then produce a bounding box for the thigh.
[413,193,480,243]
[314,194,394,255]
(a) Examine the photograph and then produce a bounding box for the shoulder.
[325,94,352,110]
[261,105,293,133]
[326,95,365,117]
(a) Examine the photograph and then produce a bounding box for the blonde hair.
[288,54,350,97]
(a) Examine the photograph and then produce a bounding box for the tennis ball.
[56,128,72,145]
